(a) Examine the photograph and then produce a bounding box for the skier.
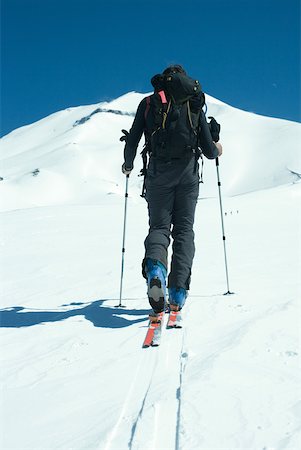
[121,65,222,320]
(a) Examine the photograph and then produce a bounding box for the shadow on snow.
[0,300,150,329]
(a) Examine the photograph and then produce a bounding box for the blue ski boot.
[145,259,167,314]
[168,287,187,311]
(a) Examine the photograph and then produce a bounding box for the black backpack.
[119,71,220,196]
[143,72,205,162]
[150,71,202,104]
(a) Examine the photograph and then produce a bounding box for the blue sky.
[1,0,300,136]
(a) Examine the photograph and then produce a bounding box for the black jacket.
[124,96,219,169]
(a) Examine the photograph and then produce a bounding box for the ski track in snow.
[103,296,300,450]
[102,346,157,450]
[175,329,188,450]
[102,316,187,450]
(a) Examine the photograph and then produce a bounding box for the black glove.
[189,92,205,113]
[120,129,129,143]
[208,116,221,142]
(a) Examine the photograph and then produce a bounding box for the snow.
[0,92,301,449]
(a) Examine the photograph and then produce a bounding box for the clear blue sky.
[1,0,300,136]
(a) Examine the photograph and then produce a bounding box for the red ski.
[142,312,164,348]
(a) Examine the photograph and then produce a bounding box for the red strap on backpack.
[144,96,151,120]
[144,90,168,120]
[158,90,167,104]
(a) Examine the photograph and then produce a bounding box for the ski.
[167,310,182,329]
[142,312,164,348]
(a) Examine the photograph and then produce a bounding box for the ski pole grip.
[215,157,219,167]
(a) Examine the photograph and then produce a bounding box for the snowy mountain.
[0,94,300,449]
[0,92,300,212]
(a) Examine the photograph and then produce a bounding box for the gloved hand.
[122,162,133,176]
[208,116,221,142]
[120,129,129,143]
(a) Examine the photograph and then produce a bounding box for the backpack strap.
[162,99,172,129]
[187,100,203,174]
[144,96,151,120]
[187,101,198,135]
[140,90,170,190]
[144,90,167,121]
[157,90,169,129]
[158,90,168,104]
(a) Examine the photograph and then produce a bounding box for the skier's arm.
[123,98,147,170]
[198,110,220,159]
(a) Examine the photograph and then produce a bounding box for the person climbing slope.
[121,64,222,319]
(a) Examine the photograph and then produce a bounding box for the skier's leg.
[142,161,175,274]
[168,159,199,297]
[142,160,176,312]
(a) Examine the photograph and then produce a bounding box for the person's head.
[163,64,187,76]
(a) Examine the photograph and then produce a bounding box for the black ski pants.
[142,156,199,290]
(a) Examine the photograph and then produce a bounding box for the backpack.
[140,72,205,195]
[143,72,205,160]
[150,71,202,104]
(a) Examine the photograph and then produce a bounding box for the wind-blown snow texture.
[0,93,301,450]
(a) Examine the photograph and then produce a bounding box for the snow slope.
[0,93,301,450]
[0,92,300,211]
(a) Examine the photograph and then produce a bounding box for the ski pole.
[116,174,129,307]
[215,157,234,295]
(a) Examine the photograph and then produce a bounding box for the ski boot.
[145,258,167,314]
[167,287,187,328]
[168,287,187,310]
